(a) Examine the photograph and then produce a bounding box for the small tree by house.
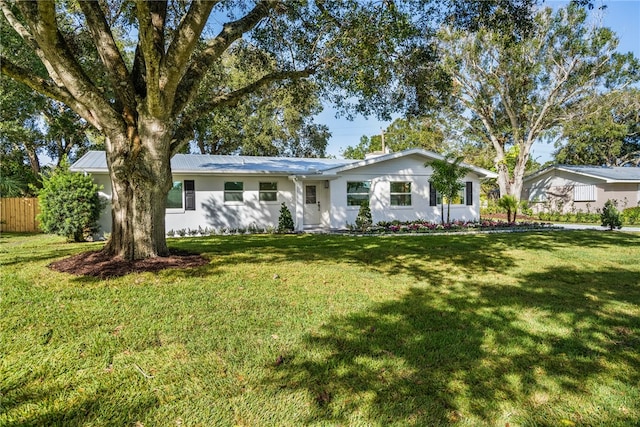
[498,195,519,223]
[355,200,373,232]
[37,159,103,242]
[601,199,622,230]
[428,155,470,224]
[278,203,295,233]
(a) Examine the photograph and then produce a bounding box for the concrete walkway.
[557,223,640,232]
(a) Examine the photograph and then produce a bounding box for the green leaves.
[437,3,639,197]
[556,89,640,166]
[37,159,104,242]
[427,155,469,224]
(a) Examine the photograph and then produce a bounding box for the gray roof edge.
[323,148,498,179]
[523,164,640,183]
[70,149,499,179]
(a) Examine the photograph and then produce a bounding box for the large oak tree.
[1,0,540,260]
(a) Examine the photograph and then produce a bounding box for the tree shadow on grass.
[167,230,640,284]
[265,265,640,425]
[0,376,158,426]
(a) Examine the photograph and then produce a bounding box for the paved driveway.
[558,223,640,232]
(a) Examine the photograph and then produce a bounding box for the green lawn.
[1,231,639,426]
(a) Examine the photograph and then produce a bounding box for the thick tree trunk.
[103,118,173,260]
[495,159,511,199]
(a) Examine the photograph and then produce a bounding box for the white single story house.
[522,165,640,213]
[70,149,497,234]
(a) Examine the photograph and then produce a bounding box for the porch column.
[294,179,304,231]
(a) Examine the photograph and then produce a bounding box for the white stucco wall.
[90,153,485,235]
[91,173,297,234]
[328,155,481,229]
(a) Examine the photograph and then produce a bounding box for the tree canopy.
[0,0,550,259]
[555,89,640,167]
[437,4,640,200]
[342,117,446,159]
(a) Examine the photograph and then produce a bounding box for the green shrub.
[355,200,373,232]
[278,202,294,233]
[601,199,622,230]
[519,200,533,217]
[37,159,104,242]
[622,206,640,225]
[497,195,519,222]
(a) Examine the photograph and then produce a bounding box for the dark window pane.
[391,194,412,206]
[259,192,277,202]
[390,182,411,193]
[224,192,243,202]
[305,185,316,204]
[260,182,277,191]
[347,181,370,193]
[224,182,243,191]
[347,194,369,206]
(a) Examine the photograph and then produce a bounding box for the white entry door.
[304,184,321,226]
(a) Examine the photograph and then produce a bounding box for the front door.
[304,184,320,226]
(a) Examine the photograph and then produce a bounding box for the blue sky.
[317,0,640,162]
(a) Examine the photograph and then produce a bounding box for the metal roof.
[524,165,640,183]
[70,149,498,179]
[71,151,353,175]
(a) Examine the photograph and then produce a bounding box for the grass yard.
[1,231,639,426]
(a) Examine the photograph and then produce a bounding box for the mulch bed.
[49,249,209,279]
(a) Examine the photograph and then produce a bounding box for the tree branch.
[162,0,218,98]
[170,68,314,154]
[78,0,136,110]
[0,0,64,86]
[1,57,102,130]
[14,1,122,131]
[172,0,277,116]
[135,0,167,115]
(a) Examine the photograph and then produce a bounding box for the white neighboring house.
[70,149,497,234]
[522,165,640,213]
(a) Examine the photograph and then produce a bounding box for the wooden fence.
[0,198,40,233]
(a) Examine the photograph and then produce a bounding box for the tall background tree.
[437,4,639,200]
[555,88,640,166]
[1,0,544,260]
[342,116,446,159]
[186,43,330,157]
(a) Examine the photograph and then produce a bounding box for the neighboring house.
[70,149,497,234]
[522,165,640,213]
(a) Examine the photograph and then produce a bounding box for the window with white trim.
[167,181,183,209]
[224,181,244,202]
[390,182,411,206]
[259,182,278,202]
[347,181,370,206]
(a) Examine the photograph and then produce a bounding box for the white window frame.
[259,182,278,203]
[347,181,371,207]
[390,181,412,207]
[224,181,244,203]
[166,181,184,211]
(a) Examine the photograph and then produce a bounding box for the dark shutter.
[429,182,437,206]
[185,180,195,210]
[465,181,473,206]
